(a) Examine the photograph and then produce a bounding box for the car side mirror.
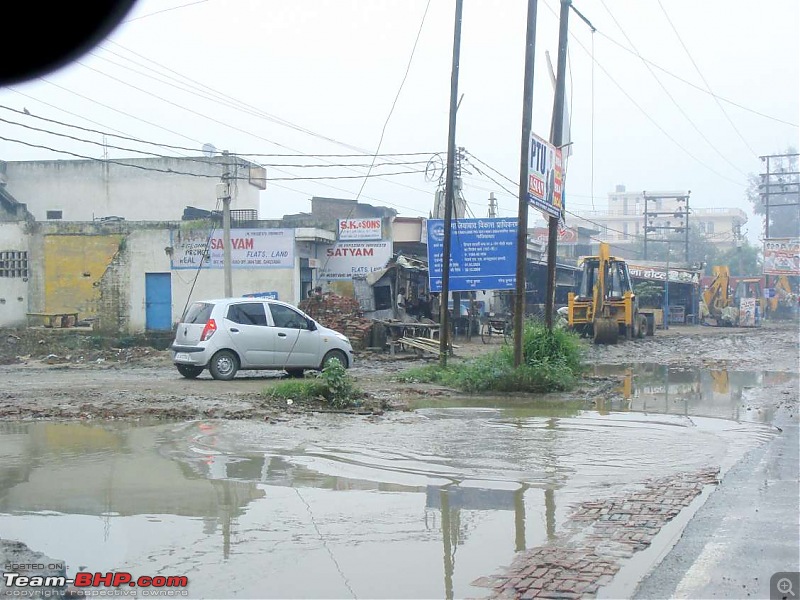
[307,319,317,331]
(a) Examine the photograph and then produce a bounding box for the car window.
[183,302,214,324]
[226,302,267,326]
[269,304,309,329]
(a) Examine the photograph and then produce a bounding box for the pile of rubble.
[298,293,374,350]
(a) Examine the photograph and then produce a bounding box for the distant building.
[569,184,747,254]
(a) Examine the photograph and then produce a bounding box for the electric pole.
[543,0,570,333]
[642,191,691,262]
[220,150,233,297]
[439,0,463,367]
[513,0,539,367]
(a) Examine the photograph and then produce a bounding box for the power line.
[319,0,432,277]
[0,134,429,182]
[70,53,440,198]
[3,100,439,162]
[124,0,210,23]
[657,0,760,157]
[538,1,746,189]
[592,19,798,129]
[600,0,748,178]
[3,94,436,215]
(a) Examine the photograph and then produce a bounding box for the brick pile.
[475,467,720,599]
[298,293,374,350]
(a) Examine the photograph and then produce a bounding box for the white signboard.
[318,241,392,280]
[171,228,295,269]
[338,218,382,241]
[527,132,564,220]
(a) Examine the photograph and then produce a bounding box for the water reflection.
[592,365,797,422]
[0,405,774,599]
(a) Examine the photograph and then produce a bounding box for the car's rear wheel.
[176,364,203,379]
[320,349,348,370]
[209,350,239,380]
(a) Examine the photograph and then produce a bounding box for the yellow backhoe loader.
[701,266,764,326]
[567,242,648,344]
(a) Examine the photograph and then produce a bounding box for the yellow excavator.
[769,275,798,318]
[567,242,648,344]
[701,266,765,326]
[701,266,734,326]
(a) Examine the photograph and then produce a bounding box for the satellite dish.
[202,143,217,157]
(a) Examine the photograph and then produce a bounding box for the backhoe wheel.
[637,315,647,338]
[593,318,619,344]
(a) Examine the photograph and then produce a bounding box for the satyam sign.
[528,132,563,220]
[170,228,295,269]
[317,240,392,280]
[338,218,382,241]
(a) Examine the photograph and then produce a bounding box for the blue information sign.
[243,291,279,300]
[427,218,518,292]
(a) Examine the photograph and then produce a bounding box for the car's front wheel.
[209,350,239,380]
[176,364,203,379]
[320,349,348,370]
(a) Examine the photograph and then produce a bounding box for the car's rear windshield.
[182,302,214,324]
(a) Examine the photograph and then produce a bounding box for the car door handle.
[278,332,287,337]
[229,328,240,333]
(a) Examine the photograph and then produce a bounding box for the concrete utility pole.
[439,0,464,367]
[544,0,570,332]
[513,0,539,367]
[220,150,233,297]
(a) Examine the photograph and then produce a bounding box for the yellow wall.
[44,235,123,316]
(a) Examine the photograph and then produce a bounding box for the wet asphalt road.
[634,409,800,599]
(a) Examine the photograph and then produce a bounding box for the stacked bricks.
[298,293,374,350]
[475,467,720,599]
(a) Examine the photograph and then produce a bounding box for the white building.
[571,185,747,251]
[1,155,265,222]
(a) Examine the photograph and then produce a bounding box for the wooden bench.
[26,312,79,328]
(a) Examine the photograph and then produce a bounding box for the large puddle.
[0,367,788,599]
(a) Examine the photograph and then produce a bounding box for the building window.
[46,210,63,220]
[0,251,28,278]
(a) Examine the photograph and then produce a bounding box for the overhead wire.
[93,41,440,197]
[124,0,210,23]
[592,16,798,128]
[317,0,432,279]
[657,0,760,157]
[538,0,746,188]
[599,0,748,178]
[0,134,429,182]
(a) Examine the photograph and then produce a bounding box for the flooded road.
[0,365,784,599]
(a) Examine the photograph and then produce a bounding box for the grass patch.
[395,320,585,393]
[267,379,328,402]
[264,358,362,409]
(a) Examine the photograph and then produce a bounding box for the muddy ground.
[0,322,796,422]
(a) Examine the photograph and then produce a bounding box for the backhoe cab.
[567,243,647,344]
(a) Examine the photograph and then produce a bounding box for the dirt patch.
[0,323,796,422]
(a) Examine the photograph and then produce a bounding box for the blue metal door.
[145,273,172,331]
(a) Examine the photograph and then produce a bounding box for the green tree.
[746,146,799,239]
[713,240,762,276]
[630,223,718,270]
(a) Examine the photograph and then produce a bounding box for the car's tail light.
[201,319,217,341]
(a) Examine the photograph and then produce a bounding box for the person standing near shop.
[396,287,407,321]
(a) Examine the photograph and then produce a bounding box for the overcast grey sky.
[1,0,797,243]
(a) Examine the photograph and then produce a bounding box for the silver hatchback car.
[170,297,354,380]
